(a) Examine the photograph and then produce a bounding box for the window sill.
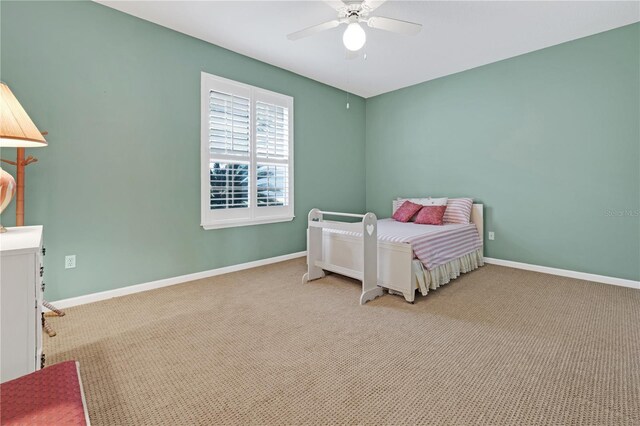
[201,216,295,230]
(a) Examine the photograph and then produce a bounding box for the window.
[201,72,294,229]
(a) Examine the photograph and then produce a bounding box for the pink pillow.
[443,198,473,224]
[392,201,422,223]
[415,205,447,225]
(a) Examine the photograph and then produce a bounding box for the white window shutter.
[209,91,250,157]
[201,72,294,229]
[256,101,289,161]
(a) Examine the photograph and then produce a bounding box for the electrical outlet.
[65,255,76,269]
[488,232,495,241]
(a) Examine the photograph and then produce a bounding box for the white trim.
[46,251,307,310]
[484,257,640,289]
[46,251,637,311]
[201,215,294,230]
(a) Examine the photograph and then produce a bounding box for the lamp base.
[1,167,17,227]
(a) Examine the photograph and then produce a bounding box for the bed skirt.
[413,248,484,296]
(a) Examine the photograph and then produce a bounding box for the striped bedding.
[325,218,482,270]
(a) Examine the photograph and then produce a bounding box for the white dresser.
[0,226,44,383]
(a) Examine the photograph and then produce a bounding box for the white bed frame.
[302,204,484,304]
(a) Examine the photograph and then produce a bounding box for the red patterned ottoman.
[1,361,90,425]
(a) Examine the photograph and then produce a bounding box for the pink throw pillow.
[443,198,474,224]
[415,205,447,225]
[392,201,423,223]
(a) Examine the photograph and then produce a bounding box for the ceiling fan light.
[343,23,366,51]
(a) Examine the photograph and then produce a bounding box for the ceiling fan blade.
[287,20,342,41]
[361,0,387,13]
[366,16,422,35]
[324,0,348,13]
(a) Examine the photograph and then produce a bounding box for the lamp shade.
[0,82,47,148]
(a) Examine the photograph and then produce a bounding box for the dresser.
[0,226,44,383]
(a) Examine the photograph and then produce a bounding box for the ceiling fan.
[287,0,422,52]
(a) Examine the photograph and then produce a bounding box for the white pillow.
[443,198,474,224]
[419,197,448,206]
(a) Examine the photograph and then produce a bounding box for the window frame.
[201,72,294,230]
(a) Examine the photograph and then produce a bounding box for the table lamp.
[0,82,47,232]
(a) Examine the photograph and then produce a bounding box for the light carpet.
[44,258,639,425]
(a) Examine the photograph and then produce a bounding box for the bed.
[302,202,484,304]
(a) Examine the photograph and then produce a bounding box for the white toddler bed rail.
[302,209,385,305]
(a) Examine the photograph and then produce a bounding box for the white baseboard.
[47,251,307,310]
[484,257,640,289]
[47,251,637,311]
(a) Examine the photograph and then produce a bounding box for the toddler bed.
[302,202,484,304]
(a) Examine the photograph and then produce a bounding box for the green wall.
[1,2,637,302]
[0,1,366,300]
[366,23,640,281]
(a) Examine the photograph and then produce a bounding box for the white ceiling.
[96,1,640,98]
